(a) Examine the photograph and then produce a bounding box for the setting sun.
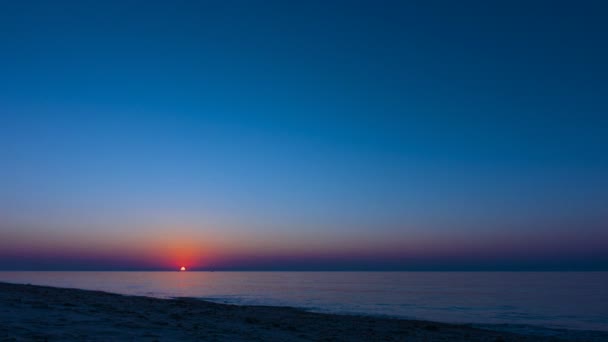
[180,266,186,271]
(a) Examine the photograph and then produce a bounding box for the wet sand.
[1,282,605,341]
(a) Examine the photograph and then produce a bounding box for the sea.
[0,271,606,333]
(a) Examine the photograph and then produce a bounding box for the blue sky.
[0,0,607,270]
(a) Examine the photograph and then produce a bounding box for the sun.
[180,266,186,271]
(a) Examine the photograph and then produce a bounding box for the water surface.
[1,271,606,332]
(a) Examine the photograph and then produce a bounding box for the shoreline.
[1,282,606,341]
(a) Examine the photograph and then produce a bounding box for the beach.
[1,282,606,341]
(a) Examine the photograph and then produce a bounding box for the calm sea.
[0,271,606,332]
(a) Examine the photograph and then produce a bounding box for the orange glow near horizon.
[180,266,186,271]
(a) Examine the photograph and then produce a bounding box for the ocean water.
[0,271,606,332]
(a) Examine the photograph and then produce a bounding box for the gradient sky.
[1,0,607,270]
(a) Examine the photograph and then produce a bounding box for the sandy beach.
[1,282,606,341]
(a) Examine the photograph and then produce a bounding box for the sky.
[0,0,607,271]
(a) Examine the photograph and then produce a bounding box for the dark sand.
[1,282,606,341]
